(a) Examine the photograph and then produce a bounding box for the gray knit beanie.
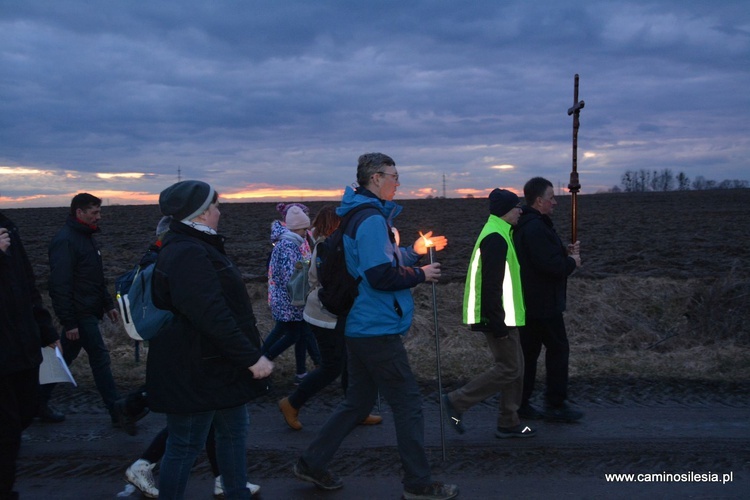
[159,180,216,221]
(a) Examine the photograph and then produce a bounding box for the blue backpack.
[116,263,173,341]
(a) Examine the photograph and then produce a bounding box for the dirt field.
[10,188,750,284]
[7,188,749,382]
[6,189,750,498]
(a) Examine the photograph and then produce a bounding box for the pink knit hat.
[285,205,310,230]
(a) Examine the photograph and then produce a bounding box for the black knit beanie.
[488,188,519,218]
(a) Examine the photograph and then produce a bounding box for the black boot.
[37,403,65,423]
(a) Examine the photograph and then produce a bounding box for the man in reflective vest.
[442,188,536,439]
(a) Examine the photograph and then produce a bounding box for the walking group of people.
[1,152,582,500]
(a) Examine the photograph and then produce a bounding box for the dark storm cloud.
[1,0,748,206]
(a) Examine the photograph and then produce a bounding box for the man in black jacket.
[1,212,59,499]
[39,193,121,424]
[513,177,583,422]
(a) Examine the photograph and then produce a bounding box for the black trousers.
[519,313,570,407]
[1,368,39,499]
[288,320,347,409]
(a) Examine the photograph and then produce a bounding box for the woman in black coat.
[146,181,273,499]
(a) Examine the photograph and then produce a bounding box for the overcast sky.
[1,0,748,208]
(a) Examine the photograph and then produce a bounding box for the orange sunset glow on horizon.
[1,179,465,208]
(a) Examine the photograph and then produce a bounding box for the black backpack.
[317,205,380,316]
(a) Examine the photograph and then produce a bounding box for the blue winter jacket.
[336,186,425,338]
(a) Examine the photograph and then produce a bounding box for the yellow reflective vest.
[463,215,525,327]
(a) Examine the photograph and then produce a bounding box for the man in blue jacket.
[294,153,458,500]
[40,193,121,424]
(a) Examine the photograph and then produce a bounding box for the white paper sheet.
[39,346,77,386]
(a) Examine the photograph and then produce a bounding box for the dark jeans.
[262,320,320,375]
[40,316,120,412]
[160,405,249,499]
[141,425,220,477]
[288,320,346,409]
[300,334,432,490]
[298,326,322,369]
[0,368,39,499]
[519,313,570,407]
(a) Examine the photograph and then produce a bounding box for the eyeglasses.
[377,171,399,182]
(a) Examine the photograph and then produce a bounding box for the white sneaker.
[125,459,158,498]
[214,475,261,497]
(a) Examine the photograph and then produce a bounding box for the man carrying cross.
[513,177,583,422]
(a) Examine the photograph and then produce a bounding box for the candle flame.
[419,231,435,248]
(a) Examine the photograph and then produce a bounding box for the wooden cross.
[567,74,585,244]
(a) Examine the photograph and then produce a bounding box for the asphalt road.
[16,384,750,499]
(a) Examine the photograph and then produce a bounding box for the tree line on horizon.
[611,168,749,193]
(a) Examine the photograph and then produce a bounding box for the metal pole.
[429,246,447,461]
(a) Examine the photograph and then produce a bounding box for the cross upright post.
[567,74,585,244]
